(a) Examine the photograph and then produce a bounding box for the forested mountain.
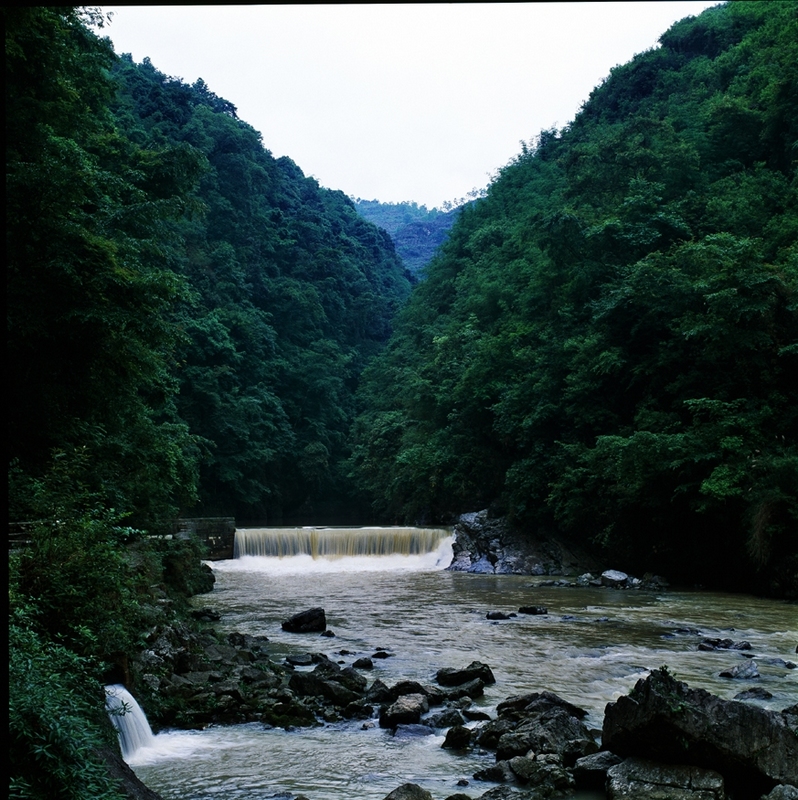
[9,14,411,526]
[348,1,798,595]
[109,57,412,521]
[353,199,462,276]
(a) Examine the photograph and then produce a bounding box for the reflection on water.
[131,551,798,800]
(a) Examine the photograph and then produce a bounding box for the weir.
[233,526,451,559]
[105,684,155,760]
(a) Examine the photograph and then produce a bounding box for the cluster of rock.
[131,609,797,800]
[446,512,668,590]
[381,668,798,800]
[447,510,601,576]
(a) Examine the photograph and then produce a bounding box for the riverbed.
[127,534,798,800]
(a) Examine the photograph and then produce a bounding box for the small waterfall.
[105,684,155,760]
[234,526,451,560]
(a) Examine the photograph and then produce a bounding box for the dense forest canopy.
[8,9,412,527]
[348,0,797,595]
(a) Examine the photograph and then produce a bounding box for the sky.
[98,3,721,209]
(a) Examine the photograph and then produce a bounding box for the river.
[125,527,797,800]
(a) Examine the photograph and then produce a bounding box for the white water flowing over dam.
[105,684,155,760]
[230,525,454,572]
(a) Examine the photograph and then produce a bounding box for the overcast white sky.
[99,3,720,209]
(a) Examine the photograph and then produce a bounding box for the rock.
[436,661,496,687]
[442,725,473,749]
[372,649,393,659]
[607,757,725,799]
[379,694,429,728]
[760,787,798,800]
[281,607,326,633]
[426,708,466,729]
[392,724,434,739]
[97,745,164,799]
[573,750,624,790]
[445,678,486,701]
[473,760,516,783]
[518,606,547,615]
[720,659,760,679]
[699,637,752,651]
[190,607,220,622]
[735,687,774,701]
[486,611,512,620]
[353,657,373,670]
[601,570,629,588]
[383,784,433,800]
[285,653,314,667]
[602,667,798,796]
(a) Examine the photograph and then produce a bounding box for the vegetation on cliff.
[348,1,798,595]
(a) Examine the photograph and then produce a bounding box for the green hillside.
[348,1,798,595]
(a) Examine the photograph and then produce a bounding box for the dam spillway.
[233,526,452,560]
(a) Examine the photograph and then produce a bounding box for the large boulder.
[602,668,798,797]
[607,758,725,800]
[281,607,326,633]
[436,661,496,687]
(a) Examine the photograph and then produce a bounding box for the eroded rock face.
[607,758,725,800]
[602,668,798,797]
[447,510,600,576]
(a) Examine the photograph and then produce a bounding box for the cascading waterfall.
[105,684,155,760]
[234,526,452,560]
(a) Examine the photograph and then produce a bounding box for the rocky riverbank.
[125,600,798,800]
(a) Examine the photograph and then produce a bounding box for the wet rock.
[379,693,429,728]
[573,750,624,790]
[281,607,326,633]
[486,611,513,620]
[476,718,517,749]
[518,605,548,615]
[463,707,492,721]
[602,667,798,796]
[191,607,220,622]
[436,661,496,687]
[364,679,393,704]
[699,637,752,651]
[285,653,314,667]
[372,649,393,659]
[496,691,588,722]
[473,760,516,783]
[442,725,473,749]
[607,757,725,799]
[720,659,760,679]
[392,723,434,739]
[383,784,433,800]
[760,787,798,800]
[445,677,486,701]
[735,687,774,701]
[353,657,373,670]
[426,708,466,729]
[601,570,629,588]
